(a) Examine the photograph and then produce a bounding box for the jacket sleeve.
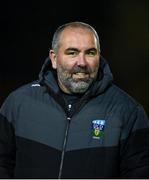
[0,94,16,178]
[120,104,149,178]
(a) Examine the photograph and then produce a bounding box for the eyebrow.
[65,48,79,52]
[65,47,97,52]
[85,48,97,52]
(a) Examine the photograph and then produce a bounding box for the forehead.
[58,27,97,49]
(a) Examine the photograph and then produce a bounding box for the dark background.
[0,1,149,116]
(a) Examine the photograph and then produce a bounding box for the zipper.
[46,88,90,178]
[58,104,72,179]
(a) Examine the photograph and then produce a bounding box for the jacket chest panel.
[66,108,122,151]
[15,99,67,150]
[14,96,122,151]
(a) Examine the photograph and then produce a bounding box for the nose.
[77,54,87,67]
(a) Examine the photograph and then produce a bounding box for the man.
[0,21,149,178]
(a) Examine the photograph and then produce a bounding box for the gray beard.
[57,64,99,94]
[60,77,93,94]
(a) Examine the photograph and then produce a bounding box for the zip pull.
[68,104,72,111]
[67,104,72,118]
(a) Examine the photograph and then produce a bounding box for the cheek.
[59,58,76,70]
[57,61,74,74]
[88,60,99,71]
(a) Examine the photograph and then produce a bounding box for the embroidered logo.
[92,119,105,139]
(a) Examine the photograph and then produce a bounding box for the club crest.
[92,119,105,139]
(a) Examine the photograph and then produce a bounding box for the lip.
[72,73,89,79]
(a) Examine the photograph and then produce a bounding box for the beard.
[57,64,99,94]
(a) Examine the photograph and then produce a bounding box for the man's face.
[50,27,100,94]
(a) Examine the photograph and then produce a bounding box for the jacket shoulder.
[110,84,140,107]
[109,84,149,126]
[0,80,45,116]
[8,80,44,99]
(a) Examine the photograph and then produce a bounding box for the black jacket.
[0,57,149,178]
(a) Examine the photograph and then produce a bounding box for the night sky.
[0,1,149,116]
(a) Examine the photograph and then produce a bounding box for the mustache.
[70,66,92,74]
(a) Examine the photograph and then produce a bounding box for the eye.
[86,50,97,56]
[67,51,77,55]
[65,50,79,56]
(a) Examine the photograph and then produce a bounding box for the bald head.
[51,21,101,54]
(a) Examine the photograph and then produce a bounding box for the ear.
[49,50,57,69]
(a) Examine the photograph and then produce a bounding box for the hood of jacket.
[38,56,113,97]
